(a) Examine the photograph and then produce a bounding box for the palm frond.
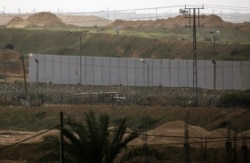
[37,111,140,163]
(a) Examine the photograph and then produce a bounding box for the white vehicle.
[104,92,127,103]
[74,92,126,104]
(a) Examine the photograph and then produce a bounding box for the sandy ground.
[1,121,249,148]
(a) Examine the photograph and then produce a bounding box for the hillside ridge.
[3,12,250,30]
[6,12,65,28]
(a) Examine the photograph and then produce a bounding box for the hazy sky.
[2,0,250,13]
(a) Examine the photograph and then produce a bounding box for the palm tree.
[120,146,164,163]
[37,111,139,163]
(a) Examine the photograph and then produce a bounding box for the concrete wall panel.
[102,57,111,85]
[52,55,61,84]
[93,57,102,85]
[60,56,70,84]
[119,58,128,86]
[110,57,119,85]
[161,59,170,87]
[242,61,250,90]
[187,60,193,87]
[179,60,188,87]
[232,61,241,90]
[68,56,78,84]
[126,58,134,86]
[152,59,162,86]
[45,55,53,83]
[135,59,144,86]
[216,61,224,89]
[197,60,205,88]
[29,54,250,90]
[85,56,94,85]
[223,61,233,90]
[205,60,214,89]
[169,60,178,87]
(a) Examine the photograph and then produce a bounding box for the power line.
[0,125,59,152]
[205,4,250,11]
[6,5,250,22]
[66,122,250,140]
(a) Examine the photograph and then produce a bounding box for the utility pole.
[20,54,28,98]
[183,5,204,106]
[210,30,220,90]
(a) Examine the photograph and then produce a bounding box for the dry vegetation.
[0,105,250,144]
[0,105,250,162]
[0,12,249,162]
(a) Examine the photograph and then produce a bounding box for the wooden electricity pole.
[20,54,28,98]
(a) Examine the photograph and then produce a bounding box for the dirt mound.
[145,121,250,148]
[0,14,29,26]
[6,17,24,28]
[6,12,65,28]
[0,130,36,145]
[108,127,143,145]
[1,121,249,148]
[203,14,233,27]
[161,15,186,27]
[205,109,247,131]
[108,16,186,29]
[147,121,209,146]
[236,22,250,31]
[0,129,59,145]
[57,14,111,27]
[26,12,65,27]
[109,15,191,29]
[0,128,143,146]
[109,14,233,29]
[207,128,229,138]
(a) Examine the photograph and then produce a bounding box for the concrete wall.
[29,54,250,90]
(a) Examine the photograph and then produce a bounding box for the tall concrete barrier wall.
[29,54,250,90]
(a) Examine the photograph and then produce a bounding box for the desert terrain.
[0,12,249,162]
[0,105,250,162]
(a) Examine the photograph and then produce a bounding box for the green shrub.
[219,91,250,108]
